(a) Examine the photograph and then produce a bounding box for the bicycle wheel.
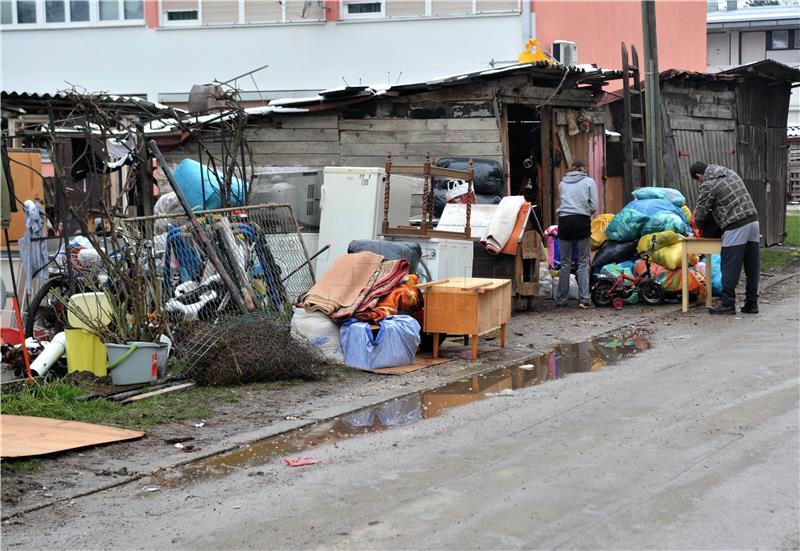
[416,259,432,284]
[590,279,614,307]
[638,280,665,305]
[24,277,72,340]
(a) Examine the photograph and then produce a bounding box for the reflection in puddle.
[150,329,650,488]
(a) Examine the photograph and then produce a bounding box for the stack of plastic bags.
[585,187,725,302]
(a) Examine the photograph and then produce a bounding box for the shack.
[163,62,613,228]
[606,60,800,246]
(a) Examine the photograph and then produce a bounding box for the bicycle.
[590,236,664,309]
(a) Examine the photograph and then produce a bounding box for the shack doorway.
[506,104,543,229]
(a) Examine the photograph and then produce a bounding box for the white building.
[1,0,536,105]
[707,2,800,122]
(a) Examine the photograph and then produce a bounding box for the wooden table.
[681,238,722,313]
[417,277,512,360]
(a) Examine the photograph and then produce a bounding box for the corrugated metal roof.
[720,59,800,83]
[1,91,181,115]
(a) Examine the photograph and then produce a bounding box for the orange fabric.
[356,275,422,322]
[499,202,531,256]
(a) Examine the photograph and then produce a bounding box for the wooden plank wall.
[163,113,503,169]
[548,108,606,225]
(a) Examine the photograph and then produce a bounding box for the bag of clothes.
[340,315,421,370]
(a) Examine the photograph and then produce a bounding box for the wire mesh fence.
[119,203,316,369]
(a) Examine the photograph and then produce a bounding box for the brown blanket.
[332,259,410,321]
[303,251,384,315]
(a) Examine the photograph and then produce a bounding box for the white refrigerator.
[315,167,413,277]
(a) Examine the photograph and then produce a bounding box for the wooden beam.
[120,383,195,404]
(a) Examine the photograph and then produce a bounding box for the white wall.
[740,30,766,64]
[1,15,527,101]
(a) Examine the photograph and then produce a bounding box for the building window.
[17,0,37,23]
[162,0,200,24]
[0,0,143,26]
[767,29,799,51]
[342,0,384,18]
[0,1,11,23]
[45,0,65,22]
[70,0,89,21]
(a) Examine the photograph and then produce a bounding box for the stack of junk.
[292,245,425,371]
[543,187,721,305]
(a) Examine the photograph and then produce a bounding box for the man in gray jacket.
[690,162,760,315]
[555,160,598,308]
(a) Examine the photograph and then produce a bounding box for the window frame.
[0,0,145,29]
[160,0,201,26]
[340,0,385,20]
[766,29,799,51]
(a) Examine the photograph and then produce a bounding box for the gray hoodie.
[557,171,598,217]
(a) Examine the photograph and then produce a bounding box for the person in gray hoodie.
[555,160,598,308]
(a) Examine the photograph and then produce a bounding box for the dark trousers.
[720,241,759,307]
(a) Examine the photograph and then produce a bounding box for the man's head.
[570,160,587,173]
[689,161,708,183]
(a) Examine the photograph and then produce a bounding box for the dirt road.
[3,276,798,550]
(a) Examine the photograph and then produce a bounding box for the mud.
[1,265,797,519]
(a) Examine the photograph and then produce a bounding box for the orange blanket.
[499,202,532,256]
[356,275,422,322]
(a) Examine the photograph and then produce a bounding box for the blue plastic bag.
[631,187,686,207]
[340,315,421,370]
[641,211,691,236]
[173,159,244,211]
[709,254,722,296]
[605,199,687,242]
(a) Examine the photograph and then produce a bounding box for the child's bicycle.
[590,235,665,309]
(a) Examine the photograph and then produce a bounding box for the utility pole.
[641,0,664,187]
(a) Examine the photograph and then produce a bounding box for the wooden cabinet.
[420,277,512,360]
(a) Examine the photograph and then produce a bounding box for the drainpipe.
[523,0,532,41]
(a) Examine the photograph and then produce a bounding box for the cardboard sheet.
[1,415,144,458]
[436,204,498,238]
[368,355,452,375]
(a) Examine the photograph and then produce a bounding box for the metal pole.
[641,0,664,186]
[147,140,249,315]
[47,102,75,292]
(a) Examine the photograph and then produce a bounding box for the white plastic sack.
[551,272,580,301]
[340,315,420,370]
[538,262,553,298]
[290,307,343,364]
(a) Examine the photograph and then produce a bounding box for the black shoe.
[741,302,759,314]
[708,305,736,315]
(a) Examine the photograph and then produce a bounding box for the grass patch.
[0,380,241,431]
[1,459,42,475]
[783,213,800,247]
[760,249,800,271]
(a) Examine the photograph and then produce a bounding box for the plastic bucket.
[65,329,108,377]
[106,342,159,385]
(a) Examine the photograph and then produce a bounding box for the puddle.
[148,329,650,489]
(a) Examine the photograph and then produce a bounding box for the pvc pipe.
[30,332,67,377]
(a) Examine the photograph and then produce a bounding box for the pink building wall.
[533,0,707,73]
